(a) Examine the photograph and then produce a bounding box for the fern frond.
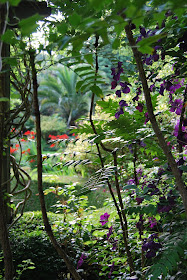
[146,227,187,280]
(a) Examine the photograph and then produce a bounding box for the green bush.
[41,114,67,141]
[8,212,68,280]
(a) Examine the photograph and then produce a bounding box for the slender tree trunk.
[29,50,82,280]
[125,24,187,216]
[0,4,14,279]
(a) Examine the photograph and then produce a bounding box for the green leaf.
[138,33,166,54]
[69,12,81,27]
[123,184,137,190]
[76,81,85,91]
[1,29,18,45]
[84,53,94,65]
[90,85,103,98]
[19,14,41,36]
[92,229,108,237]
[57,23,68,35]
[179,165,187,171]
[9,0,21,6]
[112,38,120,49]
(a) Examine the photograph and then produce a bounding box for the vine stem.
[178,86,187,154]
[89,34,135,273]
[125,23,187,217]
[29,49,81,280]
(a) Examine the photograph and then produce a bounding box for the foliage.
[38,65,90,126]
[40,114,67,141]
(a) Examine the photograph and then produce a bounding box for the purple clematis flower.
[136,102,144,112]
[77,253,87,269]
[100,212,110,225]
[120,82,131,93]
[107,226,113,239]
[144,112,149,124]
[119,100,128,107]
[115,90,121,97]
[170,99,183,115]
[111,80,117,89]
[108,262,115,278]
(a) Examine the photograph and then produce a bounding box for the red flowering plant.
[10,130,37,169]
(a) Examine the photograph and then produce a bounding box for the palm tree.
[38,65,90,126]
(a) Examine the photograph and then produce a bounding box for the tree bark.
[125,24,187,216]
[0,3,14,279]
[30,50,82,280]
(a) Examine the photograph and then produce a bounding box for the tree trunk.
[0,4,14,279]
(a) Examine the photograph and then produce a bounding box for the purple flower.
[136,102,144,112]
[136,197,144,205]
[142,234,162,259]
[170,99,183,115]
[173,120,185,137]
[115,90,121,97]
[115,107,124,119]
[144,112,149,124]
[145,56,152,65]
[100,212,110,225]
[77,253,87,269]
[150,84,155,92]
[107,226,113,239]
[120,82,131,93]
[127,178,136,185]
[119,100,128,107]
[108,262,115,278]
[148,217,157,228]
[140,27,146,37]
[159,84,165,95]
[112,240,118,250]
[153,53,159,62]
[111,80,117,89]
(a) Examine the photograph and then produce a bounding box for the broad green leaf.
[69,12,81,27]
[19,14,41,36]
[112,38,120,49]
[1,29,18,45]
[92,229,108,237]
[137,33,166,54]
[84,53,94,65]
[9,0,21,6]
[57,23,68,35]
[90,85,103,98]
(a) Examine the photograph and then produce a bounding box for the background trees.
[38,66,90,127]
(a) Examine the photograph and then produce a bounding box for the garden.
[0,0,187,279]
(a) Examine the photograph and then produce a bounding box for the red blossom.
[24,130,31,135]
[10,147,17,154]
[20,138,27,142]
[50,143,56,148]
